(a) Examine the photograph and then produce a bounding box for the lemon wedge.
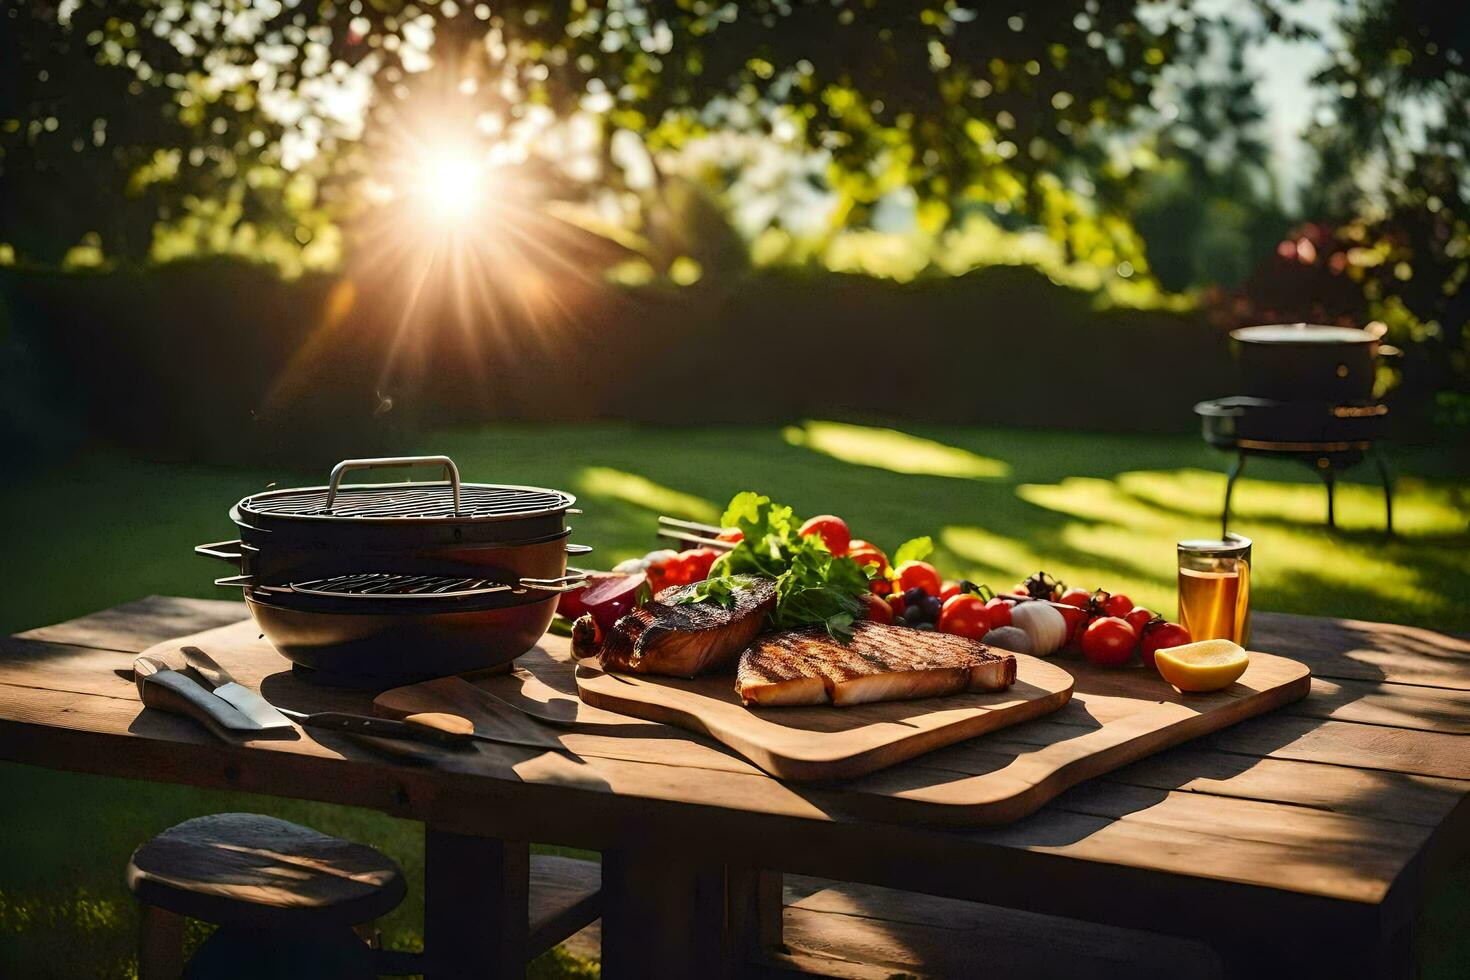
[1154,639,1250,692]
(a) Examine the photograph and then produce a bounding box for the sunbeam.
[260,53,640,422]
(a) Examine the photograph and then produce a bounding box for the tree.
[1314,0,1469,397]
[2,1,1187,277]
[1131,15,1288,291]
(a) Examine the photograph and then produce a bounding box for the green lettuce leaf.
[685,492,873,639]
[892,536,934,566]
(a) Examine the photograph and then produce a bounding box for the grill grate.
[264,572,516,600]
[242,483,572,520]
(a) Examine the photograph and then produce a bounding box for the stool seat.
[127,813,405,931]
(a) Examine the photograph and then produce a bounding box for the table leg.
[600,849,736,980]
[1214,913,1408,980]
[727,868,784,961]
[424,827,529,980]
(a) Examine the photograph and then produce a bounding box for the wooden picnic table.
[2,596,1467,979]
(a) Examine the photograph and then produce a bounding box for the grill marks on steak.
[581,578,1017,708]
[736,622,1016,707]
[592,576,777,678]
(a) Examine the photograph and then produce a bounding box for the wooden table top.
[3,596,1468,948]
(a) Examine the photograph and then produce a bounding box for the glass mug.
[1177,534,1252,647]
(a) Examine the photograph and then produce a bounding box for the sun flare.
[408,144,491,229]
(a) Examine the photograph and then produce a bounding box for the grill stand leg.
[1318,460,1337,529]
[1371,446,1394,535]
[1222,452,1246,538]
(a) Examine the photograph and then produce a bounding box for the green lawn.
[2,421,1467,978]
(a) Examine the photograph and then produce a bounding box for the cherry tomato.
[798,515,851,556]
[644,559,675,593]
[715,527,744,543]
[670,553,698,585]
[683,548,720,582]
[869,577,892,596]
[938,594,991,640]
[847,543,890,576]
[1103,592,1134,617]
[1141,621,1192,669]
[1059,587,1092,608]
[940,581,963,601]
[886,593,907,617]
[895,561,943,597]
[1053,602,1088,647]
[862,592,895,624]
[985,596,1014,628]
[1081,616,1138,666]
[1124,606,1156,635]
[650,548,714,591]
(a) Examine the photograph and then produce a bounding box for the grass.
[2,421,1467,978]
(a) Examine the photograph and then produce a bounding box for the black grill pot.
[1231,324,1384,404]
[198,455,588,586]
[195,456,590,687]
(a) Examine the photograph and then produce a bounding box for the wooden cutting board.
[368,634,1309,821]
[574,655,1076,781]
[573,649,1311,790]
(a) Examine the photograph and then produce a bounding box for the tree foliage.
[2,0,1182,273]
[1303,0,1469,395]
[1,0,1466,394]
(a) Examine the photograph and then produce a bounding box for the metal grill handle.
[325,456,462,514]
[515,569,591,594]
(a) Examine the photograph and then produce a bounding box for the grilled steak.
[736,621,1016,707]
[585,575,777,678]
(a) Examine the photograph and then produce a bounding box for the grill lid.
[236,455,575,525]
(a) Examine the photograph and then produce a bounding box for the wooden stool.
[127,813,406,980]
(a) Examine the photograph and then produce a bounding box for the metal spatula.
[180,646,292,730]
[133,656,266,740]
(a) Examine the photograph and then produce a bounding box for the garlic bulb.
[981,625,1033,656]
[1010,601,1068,656]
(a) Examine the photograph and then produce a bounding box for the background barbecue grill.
[1195,324,1395,535]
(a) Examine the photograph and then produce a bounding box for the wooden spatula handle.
[403,712,475,737]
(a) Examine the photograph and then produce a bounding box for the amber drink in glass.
[1177,534,1252,647]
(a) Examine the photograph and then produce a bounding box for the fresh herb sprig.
[679,492,909,641]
